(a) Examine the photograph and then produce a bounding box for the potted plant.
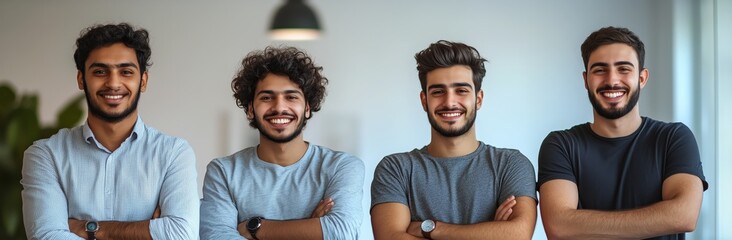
[0,81,85,239]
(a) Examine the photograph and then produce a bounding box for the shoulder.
[642,117,694,136]
[309,144,365,170]
[377,148,423,167]
[26,126,81,154]
[483,143,534,168]
[141,124,191,149]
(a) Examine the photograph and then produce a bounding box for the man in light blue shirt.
[200,46,364,240]
[21,23,198,239]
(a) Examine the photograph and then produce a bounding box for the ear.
[140,71,149,92]
[76,71,84,90]
[420,91,427,112]
[305,103,311,119]
[582,71,589,90]
[475,89,484,110]
[639,68,649,89]
[246,103,254,120]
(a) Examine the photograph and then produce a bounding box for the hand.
[494,195,517,221]
[310,198,334,218]
[152,206,161,219]
[68,218,87,238]
[407,221,424,238]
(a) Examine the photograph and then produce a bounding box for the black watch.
[246,216,264,240]
[85,221,99,240]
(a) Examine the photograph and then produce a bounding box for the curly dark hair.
[74,23,152,74]
[231,46,328,128]
[581,26,645,71]
[415,40,487,93]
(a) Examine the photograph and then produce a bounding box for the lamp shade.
[269,0,321,40]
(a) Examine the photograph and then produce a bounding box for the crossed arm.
[370,196,537,240]
[67,208,161,239]
[539,173,704,239]
[235,199,335,239]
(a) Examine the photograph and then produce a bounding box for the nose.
[104,70,123,90]
[607,69,622,85]
[445,90,458,107]
[273,95,288,112]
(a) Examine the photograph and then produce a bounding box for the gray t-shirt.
[370,141,536,224]
[200,144,365,240]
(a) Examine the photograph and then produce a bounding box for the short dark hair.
[74,23,152,74]
[231,46,328,128]
[581,26,645,71]
[415,40,487,92]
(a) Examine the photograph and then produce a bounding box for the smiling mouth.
[268,118,292,124]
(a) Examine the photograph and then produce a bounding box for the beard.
[426,105,476,138]
[83,78,141,123]
[588,84,640,120]
[252,111,307,143]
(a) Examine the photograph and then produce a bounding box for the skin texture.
[371,65,537,240]
[540,43,704,239]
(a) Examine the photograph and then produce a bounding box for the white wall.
[2,1,717,239]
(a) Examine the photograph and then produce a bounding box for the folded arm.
[539,173,704,239]
[371,196,536,240]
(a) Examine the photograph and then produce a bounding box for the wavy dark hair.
[415,40,487,93]
[581,26,645,71]
[74,23,152,74]
[232,46,328,128]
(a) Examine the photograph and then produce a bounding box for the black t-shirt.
[538,117,707,240]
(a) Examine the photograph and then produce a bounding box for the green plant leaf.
[56,94,85,129]
[0,83,16,114]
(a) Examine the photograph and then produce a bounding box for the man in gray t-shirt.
[370,40,537,239]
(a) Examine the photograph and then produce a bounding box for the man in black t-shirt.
[537,26,707,240]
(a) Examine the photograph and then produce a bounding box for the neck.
[590,107,643,138]
[86,112,138,152]
[256,135,309,166]
[427,127,479,158]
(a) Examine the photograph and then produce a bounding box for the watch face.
[247,217,262,231]
[421,219,435,232]
[85,221,99,232]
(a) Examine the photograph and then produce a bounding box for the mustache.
[435,107,465,112]
[263,111,296,118]
[596,85,628,93]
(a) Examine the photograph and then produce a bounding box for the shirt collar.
[82,116,145,144]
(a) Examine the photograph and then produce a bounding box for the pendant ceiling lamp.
[269,0,322,41]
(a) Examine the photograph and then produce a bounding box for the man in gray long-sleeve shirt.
[200,46,364,240]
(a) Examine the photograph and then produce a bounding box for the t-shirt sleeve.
[664,123,708,190]
[537,131,576,191]
[370,156,409,211]
[498,150,538,203]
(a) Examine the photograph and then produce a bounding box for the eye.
[287,95,300,100]
[618,67,632,74]
[121,69,135,76]
[592,68,606,74]
[430,89,445,96]
[457,88,470,94]
[259,95,272,101]
[92,69,106,75]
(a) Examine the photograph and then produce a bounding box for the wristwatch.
[246,216,264,240]
[85,221,99,240]
[421,219,436,239]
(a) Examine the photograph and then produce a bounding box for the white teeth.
[269,118,291,124]
[441,112,461,117]
[603,92,623,98]
[104,95,123,99]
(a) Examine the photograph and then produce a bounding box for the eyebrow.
[427,82,473,91]
[589,61,635,69]
[256,89,304,96]
[88,62,139,70]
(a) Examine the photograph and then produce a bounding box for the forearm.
[428,219,534,240]
[547,200,697,239]
[239,218,323,240]
[95,220,152,240]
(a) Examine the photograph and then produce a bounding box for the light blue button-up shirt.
[21,117,199,239]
